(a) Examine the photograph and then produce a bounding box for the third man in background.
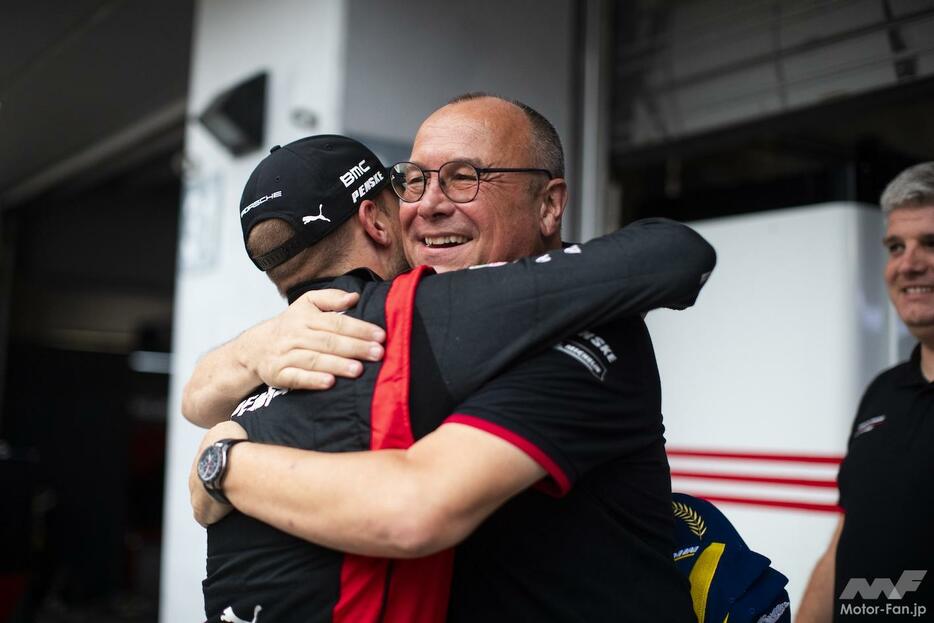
[797,162,934,622]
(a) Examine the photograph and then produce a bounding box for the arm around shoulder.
[221,423,545,558]
[619,217,717,309]
[182,289,385,428]
[182,329,263,428]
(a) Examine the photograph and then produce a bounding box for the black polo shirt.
[440,319,695,623]
[204,219,715,623]
[835,345,934,621]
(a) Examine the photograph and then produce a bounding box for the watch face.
[198,445,222,484]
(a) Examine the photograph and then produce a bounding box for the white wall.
[340,0,580,235]
[341,0,574,154]
[160,0,348,619]
[647,203,892,606]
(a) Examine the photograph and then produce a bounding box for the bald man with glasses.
[187,94,705,622]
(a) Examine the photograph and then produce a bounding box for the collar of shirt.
[896,343,932,388]
[285,267,383,304]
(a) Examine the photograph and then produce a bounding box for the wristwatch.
[197,438,247,505]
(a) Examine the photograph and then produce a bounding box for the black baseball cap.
[239,135,390,271]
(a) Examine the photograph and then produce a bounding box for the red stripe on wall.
[668,448,843,465]
[671,470,838,489]
[693,493,842,514]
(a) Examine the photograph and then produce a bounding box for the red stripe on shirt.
[333,265,453,623]
[383,550,455,623]
[370,266,431,451]
[445,413,572,497]
[332,557,390,623]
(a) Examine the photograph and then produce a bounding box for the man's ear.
[539,178,568,238]
[358,199,392,247]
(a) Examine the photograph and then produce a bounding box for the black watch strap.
[198,438,247,505]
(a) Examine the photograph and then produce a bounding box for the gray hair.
[880,162,934,215]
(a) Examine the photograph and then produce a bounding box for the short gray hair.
[447,92,565,179]
[880,162,934,215]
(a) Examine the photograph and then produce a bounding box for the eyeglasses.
[390,160,553,203]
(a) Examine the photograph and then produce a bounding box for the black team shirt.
[203,218,714,623]
[835,346,934,621]
[444,319,683,622]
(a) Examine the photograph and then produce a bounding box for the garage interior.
[2,0,934,621]
[1,2,192,621]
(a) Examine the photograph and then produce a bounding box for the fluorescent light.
[128,351,172,374]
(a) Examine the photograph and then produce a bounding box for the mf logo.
[840,570,926,600]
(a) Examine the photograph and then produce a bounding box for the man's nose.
[900,244,927,275]
[416,174,456,220]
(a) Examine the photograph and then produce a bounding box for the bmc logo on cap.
[340,160,370,188]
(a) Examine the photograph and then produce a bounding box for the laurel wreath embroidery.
[672,501,707,539]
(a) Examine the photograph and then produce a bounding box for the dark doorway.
[612,76,934,224]
[0,149,181,623]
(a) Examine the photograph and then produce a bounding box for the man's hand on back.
[246,289,386,390]
[182,289,386,428]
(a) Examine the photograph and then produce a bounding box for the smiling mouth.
[902,286,934,294]
[423,235,471,249]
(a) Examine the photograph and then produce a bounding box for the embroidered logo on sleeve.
[853,415,886,438]
[231,387,289,418]
[553,330,618,381]
[468,260,508,270]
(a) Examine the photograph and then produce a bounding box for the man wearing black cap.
[189,95,708,623]
[192,130,709,622]
[190,130,709,622]
[237,137,408,289]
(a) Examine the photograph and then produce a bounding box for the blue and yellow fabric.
[672,493,791,623]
